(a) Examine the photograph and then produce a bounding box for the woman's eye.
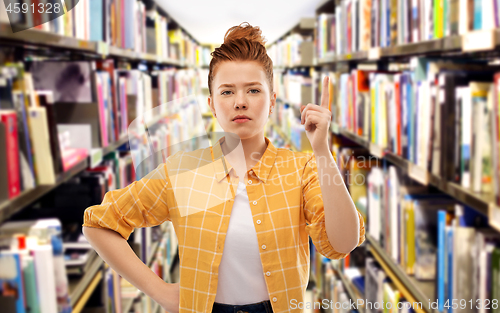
[249,89,260,94]
[221,91,232,95]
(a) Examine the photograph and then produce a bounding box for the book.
[27,106,56,185]
[0,110,21,198]
[38,91,64,175]
[31,61,93,103]
[0,252,26,313]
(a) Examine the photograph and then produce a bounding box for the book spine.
[0,112,21,198]
[405,200,415,275]
[437,210,446,312]
[95,73,109,147]
[495,75,500,206]
[89,0,104,41]
[395,76,402,155]
[447,226,454,312]
[461,87,472,189]
[474,0,483,29]
[407,75,414,162]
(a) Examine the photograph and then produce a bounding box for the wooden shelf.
[267,17,315,47]
[0,23,97,53]
[102,135,130,156]
[0,134,132,224]
[0,157,89,223]
[69,256,104,308]
[317,30,500,65]
[367,234,436,313]
[335,128,494,216]
[107,45,184,66]
[332,266,365,313]
[0,23,189,67]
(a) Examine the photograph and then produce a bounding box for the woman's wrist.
[312,143,331,158]
[155,282,180,312]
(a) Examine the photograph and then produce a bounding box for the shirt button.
[261,245,266,250]
[256,220,261,224]
[248,180,252,185]
[273,297,277,302]
[253,201,257,205]
[266,271,271,276]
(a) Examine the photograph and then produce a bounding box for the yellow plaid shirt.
[82,136,365,313]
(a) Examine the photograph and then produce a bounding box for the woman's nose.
[234,92,247,109]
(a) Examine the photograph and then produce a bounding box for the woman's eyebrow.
[218,82,263,89]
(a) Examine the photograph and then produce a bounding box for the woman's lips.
[233,118,250,123]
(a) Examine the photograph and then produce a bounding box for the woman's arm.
[314,149,361,254]
[301,76,363,255]
[82,226,179,313]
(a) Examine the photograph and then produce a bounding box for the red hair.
[208,22,274,95]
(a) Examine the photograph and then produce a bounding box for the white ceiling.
[156,0,323,45]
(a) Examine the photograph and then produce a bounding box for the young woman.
[82,23,365,313]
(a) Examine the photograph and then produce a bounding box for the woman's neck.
[221,134,268,179]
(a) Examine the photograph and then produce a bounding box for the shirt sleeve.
[301,154,366,260]
[82,162,172,240]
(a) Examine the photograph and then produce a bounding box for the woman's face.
[208,61,276,139]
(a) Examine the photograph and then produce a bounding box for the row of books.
[0,60,204,202]
[272,63,499,312]
[0,218,177,313]
[0,65,90,199]
[0,141,178,312]
[311,264,358,313]
[267,33,312,68]
[315,0,500,58]
[273,69,313,108]
[80,123,179,313]
[0,0,207,66]
[334,143,500,313]
[0,218,73,313]
[324,58,500,205]
[310,223,417,313]
[327,256,417,313]
[122,221,178,292]
[265,100,314,152]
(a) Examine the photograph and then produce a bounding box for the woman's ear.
[270,92,277,114]
[208,96,216,117]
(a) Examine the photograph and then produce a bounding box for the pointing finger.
[320,76,330,111]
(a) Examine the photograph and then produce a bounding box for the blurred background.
[0,0,499,312]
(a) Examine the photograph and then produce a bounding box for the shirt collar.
[211,137,234,183]
[211,136,277,184]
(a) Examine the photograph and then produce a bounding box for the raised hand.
[300,76,332,152]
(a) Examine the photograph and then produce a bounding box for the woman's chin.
[226,129,254,140]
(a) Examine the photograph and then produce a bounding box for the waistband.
[211,300,273,313]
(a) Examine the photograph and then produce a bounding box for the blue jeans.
[211,300,274,313]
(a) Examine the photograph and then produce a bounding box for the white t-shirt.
[214,181,270,304]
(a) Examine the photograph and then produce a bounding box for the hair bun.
[224,22,267,46]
